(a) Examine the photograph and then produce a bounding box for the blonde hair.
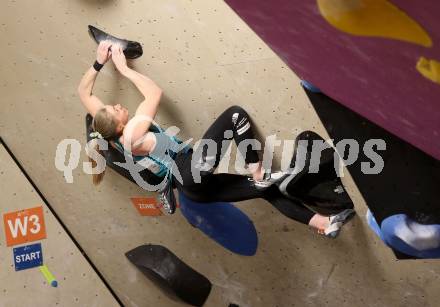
[89,108,120,185]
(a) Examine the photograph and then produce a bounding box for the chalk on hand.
[39,265,58,287]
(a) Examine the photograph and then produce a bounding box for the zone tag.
[131,197,163,216]
[3,206,47,247]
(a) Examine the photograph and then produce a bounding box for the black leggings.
[174,106,316,225]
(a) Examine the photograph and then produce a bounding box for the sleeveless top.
[112,124,190,178]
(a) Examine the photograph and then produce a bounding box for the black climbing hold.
[279,131,354,215]
[88,25,143,59]
[125,244,212,306]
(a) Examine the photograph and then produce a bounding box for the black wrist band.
[93,60,104,72]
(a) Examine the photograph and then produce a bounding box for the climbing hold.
[317,0,433,47]
[178,191,258,256]
[301,80,322,93]
[417,57,440,85]
[88,25,143,59]
[125,244,212,306]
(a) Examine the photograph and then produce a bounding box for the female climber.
[77,41,355,238]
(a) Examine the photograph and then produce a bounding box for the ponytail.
[90,140,106,185]
[88,107,119,185]
[86,136,109,186]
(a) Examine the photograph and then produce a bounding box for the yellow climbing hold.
[417,57,440,84]
[317,0,433,47]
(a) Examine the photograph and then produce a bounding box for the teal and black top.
[113,124,190,178]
